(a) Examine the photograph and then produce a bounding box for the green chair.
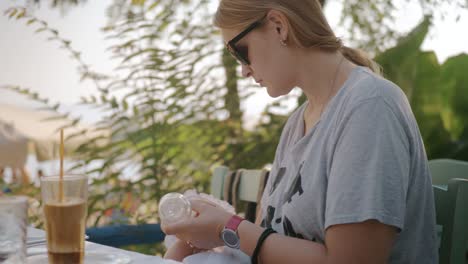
[429,159,468,264]
[429,159,468,186]
[210,166,269,223]
[210,165,229,200]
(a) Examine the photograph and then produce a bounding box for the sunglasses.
[226,15,267,65]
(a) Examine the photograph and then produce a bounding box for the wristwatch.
[220,215,245,249]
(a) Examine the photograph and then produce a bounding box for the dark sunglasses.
[226,15,267,65]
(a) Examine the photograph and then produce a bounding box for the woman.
[163,0,438,263]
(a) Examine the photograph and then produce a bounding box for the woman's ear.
[267,10,289,42]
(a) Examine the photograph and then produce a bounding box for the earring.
[280,39,287,46]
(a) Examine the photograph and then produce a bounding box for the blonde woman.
[163,0,438,263]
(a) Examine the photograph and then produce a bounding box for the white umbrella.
[0,103,108,161]
[0,120,28,167]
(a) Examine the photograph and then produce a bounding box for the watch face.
[222,229,240,249]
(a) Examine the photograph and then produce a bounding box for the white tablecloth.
[27,227,177,264]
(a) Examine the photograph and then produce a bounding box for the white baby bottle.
[159,192,192,223]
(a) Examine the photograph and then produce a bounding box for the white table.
[27,227,178,264]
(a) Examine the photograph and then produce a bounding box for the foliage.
[29,0,86,6]
[2,3,280,244]
[375,17,468,160]
[1,4,246,255]
[3,1,228,228]
[335,0,467,53]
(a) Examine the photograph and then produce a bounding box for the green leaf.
[26,18,36,25]
[375,16,431,96]
[16,10,26,19]
[8,9,17,18]
[35,28,47,33]
[131,0,146,6]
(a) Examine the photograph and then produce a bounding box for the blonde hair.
[214,0,381,74]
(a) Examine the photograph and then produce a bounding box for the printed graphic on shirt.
[269,167,286,195]
[284,163,304,203]
[261,205,279,228]
[283,216,305,239]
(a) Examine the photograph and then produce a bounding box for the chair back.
[429,159,468,264]
[210,165,229,200]
[429,159,468,186]
[210,166,269,223]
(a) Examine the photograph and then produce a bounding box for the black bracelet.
[251,228,277,264]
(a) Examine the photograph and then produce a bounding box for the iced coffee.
[41,175,87,264]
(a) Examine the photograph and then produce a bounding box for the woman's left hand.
[161,199,234,250]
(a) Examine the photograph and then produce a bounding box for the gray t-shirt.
[260,66,438,263]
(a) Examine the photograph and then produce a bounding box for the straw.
[59,129,64,202]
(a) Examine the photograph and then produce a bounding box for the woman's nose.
[241,64,253,78]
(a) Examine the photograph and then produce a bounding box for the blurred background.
[1,0,467,255]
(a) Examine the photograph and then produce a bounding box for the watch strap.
[225,215,244,231]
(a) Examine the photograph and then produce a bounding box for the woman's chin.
[266,86,286,98]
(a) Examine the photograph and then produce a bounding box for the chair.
[429,159,468,264]
[210,166,269,223]
[210,165,230,200]
[429,159,468,186]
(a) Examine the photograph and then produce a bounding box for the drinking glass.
[0,195,28,263]
[41,174,88,264]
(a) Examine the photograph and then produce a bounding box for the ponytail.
[340,46,382,75]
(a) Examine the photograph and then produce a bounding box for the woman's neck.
[296,50,355,113]
[293,50,356,135]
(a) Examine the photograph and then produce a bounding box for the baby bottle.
[158,192,192,223]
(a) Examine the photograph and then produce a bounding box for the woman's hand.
[161,199,233,250]
[164,239,196,261]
